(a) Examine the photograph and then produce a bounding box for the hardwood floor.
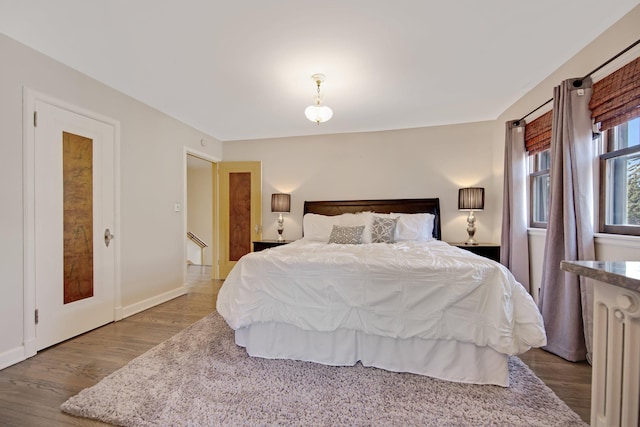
[519,347,592,423]
[0,265,591,426]
[0,265,222,426]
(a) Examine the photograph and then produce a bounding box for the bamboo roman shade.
[589,56,640,131]
[524,110,553,155]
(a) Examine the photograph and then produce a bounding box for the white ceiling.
[1,1,638,141]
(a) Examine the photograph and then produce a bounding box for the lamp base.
[465,211,478,245]
[276,213,284,241]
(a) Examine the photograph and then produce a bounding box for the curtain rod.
[514,38,640,125]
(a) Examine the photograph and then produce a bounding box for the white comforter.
[217,239,546,355]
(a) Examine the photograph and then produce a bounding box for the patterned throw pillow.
[328,225,365,244]
[371,216,398,243]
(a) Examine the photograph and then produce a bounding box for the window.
[530,149,550,227]
[525,110,553,228]
[600,117,640,235]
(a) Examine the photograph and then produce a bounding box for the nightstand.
[449,242,501,262]
[253,240,294,252]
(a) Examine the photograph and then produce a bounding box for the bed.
[216,198,546,386]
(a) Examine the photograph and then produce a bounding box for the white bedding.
[217,239,546,356]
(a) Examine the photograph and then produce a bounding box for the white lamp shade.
[305,105,333,124]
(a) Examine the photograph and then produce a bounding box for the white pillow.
[302,213,336,241]
[303,212,374,243]
[337,212,373,244]
[391,213,435,241]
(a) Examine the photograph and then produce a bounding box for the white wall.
[494,4,640,299]
[187,160,214,265]
[224,122,499,243]
[0,33,223,368]
[528,231,640,304]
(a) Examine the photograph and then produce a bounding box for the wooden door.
[33,99,116,350]
[217,162,261,278]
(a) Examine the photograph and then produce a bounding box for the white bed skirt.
[235,322,509,386]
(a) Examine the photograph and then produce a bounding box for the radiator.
[591,280,640,427]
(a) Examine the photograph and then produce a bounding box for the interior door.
[34,99,116,350]
[217,161,262,278]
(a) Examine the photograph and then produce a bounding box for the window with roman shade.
[525,110,553,227]
[590,56,640,131]
[592,55,640,235]
[525,110,553,155]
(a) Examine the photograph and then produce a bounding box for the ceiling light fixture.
[304,73,333,124]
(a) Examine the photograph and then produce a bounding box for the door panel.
[34,100,115,350]
[228,172,252,261]
[63,132,95,304]
[218,162,261,278]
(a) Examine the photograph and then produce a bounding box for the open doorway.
[185,152,216,278]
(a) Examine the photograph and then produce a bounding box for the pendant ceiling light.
[304,73,333,124]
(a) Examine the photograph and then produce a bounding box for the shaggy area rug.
[61,313,586,426]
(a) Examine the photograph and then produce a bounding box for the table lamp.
[271,193,291,241]
[458,187,484,245]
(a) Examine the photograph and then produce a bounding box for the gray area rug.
[61,313,586,426]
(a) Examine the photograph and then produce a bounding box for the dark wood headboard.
[303,198,441,240]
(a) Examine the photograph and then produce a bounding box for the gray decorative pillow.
[371,216,398,243]
[328,225,365,244]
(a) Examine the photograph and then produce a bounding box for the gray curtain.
[538,77,595,362]
[500,121,530,292]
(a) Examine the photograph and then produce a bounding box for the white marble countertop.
[560,260,640,293]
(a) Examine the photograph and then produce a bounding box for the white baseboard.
[0,346,26,370]
[1,288,186,371]
[23,338,36,359]
[114,305,123,321]
[121,286,188,319]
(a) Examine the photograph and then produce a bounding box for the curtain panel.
[539,77,596,363]
[500,121,530,292]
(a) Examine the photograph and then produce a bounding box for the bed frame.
[304,198,442,240]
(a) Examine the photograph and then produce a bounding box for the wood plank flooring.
[0,265,591,426]
[519,346,592,423]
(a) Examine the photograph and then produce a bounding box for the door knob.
[104,228,115,247]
